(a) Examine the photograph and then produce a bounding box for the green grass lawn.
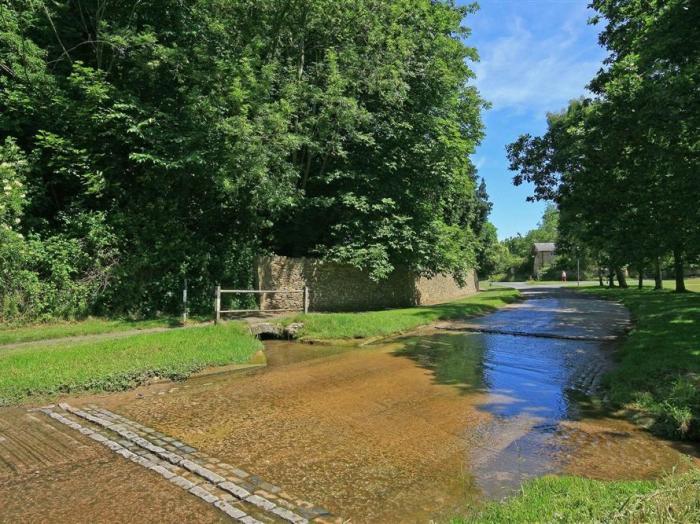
[283,288,519,341]
[0,322,261,405]
[0,316,203,346]
[578,285,700,439]
[638,277,700,292]
[457,468,700,523]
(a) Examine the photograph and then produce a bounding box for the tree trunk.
[637,266,644,289]
[608,269,615,288]
[615,267,628,288]
[673,248,686,292]
[654,257,663,290]
[598,267,604,287]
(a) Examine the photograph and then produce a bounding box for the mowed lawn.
[283,288,520,341]
[0,323,261,405]
[0,317,189,346]
[641,277,700,292]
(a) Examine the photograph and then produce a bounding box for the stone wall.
[255,255,478,312]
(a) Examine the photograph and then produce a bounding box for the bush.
[0,223,117,323]
[0,138,118,323]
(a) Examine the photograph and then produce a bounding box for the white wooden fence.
[214,286,309,323]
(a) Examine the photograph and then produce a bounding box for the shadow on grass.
[578,287,700,440]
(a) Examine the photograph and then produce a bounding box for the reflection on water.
[393,330,662,498]
[396,332,606,418]
[262,327,689,506]
[1,294,693,523]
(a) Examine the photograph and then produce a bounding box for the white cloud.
[472,6,605,115]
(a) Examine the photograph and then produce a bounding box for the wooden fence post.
[182,279,188,324]
[215,285,221,324]
[303,286,309,314]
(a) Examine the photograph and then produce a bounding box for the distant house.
[533,242,556,275]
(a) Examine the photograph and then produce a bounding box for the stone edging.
[40,403,340,524]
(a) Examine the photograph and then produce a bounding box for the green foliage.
[507,0,700,290]
[474,222,501,277]
[0,138,116,322]
[0,138,25,224]
[0,322,261,405]
[491,204,562,280]
[472,180,499,277]
[283,288,519,341]
[0,0,487,319]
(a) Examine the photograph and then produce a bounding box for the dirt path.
[0,287,694,523]
[0,322,213,351]
[0,311,290,352]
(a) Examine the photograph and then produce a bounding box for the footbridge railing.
[214,286,309,323]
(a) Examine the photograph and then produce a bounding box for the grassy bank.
[578,285,700,439]
[283,288,519,341]
[0,317,201,346]
[458,468,700,523]
[0,322,261,405]
[452,282,700,523]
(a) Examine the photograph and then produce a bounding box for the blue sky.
[461,1,607,239]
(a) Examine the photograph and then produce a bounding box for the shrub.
[0,139,118,323]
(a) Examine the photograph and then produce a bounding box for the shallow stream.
[1,288,694,522]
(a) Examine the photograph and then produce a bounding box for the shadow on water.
[394,331,599,420]
[391,326,687,499]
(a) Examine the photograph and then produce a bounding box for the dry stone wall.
[256,256,478,312]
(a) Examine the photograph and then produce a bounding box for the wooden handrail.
[219,289,304,294]
[214,285,309,323]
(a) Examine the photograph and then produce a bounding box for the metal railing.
[214,285,309,323]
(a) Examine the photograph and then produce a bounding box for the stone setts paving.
[40,403,341,524]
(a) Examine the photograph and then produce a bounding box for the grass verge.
[456,468,700,523]
[578,285,700,439]
[0,322,261,405]
[0,316,204,346]
[283,288,519,341]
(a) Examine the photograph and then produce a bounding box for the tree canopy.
[507,0,699,291]
[0,0,488,320]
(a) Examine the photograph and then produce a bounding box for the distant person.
[561,270,567,283]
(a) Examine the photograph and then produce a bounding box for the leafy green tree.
[0,0,487,318]
[589,0,699,291]
[507,0,699,292]
[475,222,499,277]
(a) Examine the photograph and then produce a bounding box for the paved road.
[442,285,630,340]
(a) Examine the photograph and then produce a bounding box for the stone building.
[532,242,556,275]
[255,255,478,312]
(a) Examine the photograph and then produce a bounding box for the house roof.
[533,242,556,253]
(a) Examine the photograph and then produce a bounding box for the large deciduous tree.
[0,0,487,318]
[507,0,699,291]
